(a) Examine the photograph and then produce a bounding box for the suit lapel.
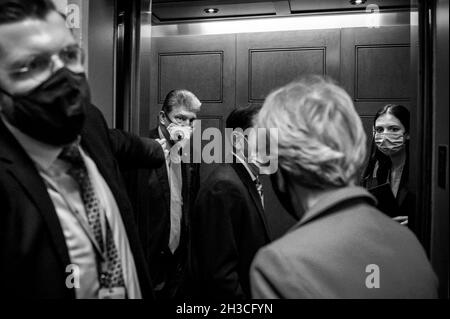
[149,127,171,214]
[156,164,171,211]
[0,121,72,274]
[80,127,117,198]
[396,186,408,207]
[80,125,142,233]
[80,118,156,297]
[231,163,272,240]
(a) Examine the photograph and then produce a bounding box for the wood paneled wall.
[147,26,411,239]
[236,29,341,106]
[340,26,410,152]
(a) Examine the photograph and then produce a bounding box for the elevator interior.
[85,0,448,298]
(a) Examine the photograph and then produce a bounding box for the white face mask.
[374,132,406,156]
[167,123,192,142]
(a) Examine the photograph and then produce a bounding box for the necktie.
[255,176,264,208]
[168,159,182,253]
[59,144,125,289]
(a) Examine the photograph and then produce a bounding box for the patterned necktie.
[59,144,125,289]
[168,159,182,254]
[255,176,264,208]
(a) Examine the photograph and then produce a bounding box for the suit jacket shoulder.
[201,164,246,193]
[0,104,155,299]
[251,201,438,299]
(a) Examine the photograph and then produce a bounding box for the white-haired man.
[250,75,438,298]
[130,89,201,299]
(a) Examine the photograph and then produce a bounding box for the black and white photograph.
[0,0,448,314]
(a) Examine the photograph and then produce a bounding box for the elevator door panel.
[236,29,341,107]
[340,26,411,155]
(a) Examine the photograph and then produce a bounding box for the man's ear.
[404,132,410,140]
[158,111,166,126]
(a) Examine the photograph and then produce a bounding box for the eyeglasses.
[9,45,85,81]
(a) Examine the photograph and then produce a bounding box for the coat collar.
[292,186,377,230]
[149,127,159,139]
[0,119,73,291]
[0,117,62,171]
[149,126,170,203]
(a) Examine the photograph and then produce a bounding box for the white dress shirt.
[2,118,142,299]
[159,127,183,253]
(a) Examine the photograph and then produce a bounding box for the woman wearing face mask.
[361,104,411,226]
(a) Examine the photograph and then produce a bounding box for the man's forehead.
[0,11,75,62]
[171,105,198,117]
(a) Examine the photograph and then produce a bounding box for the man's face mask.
[167,122,192,142]
[0,67,89,146]
[374,132,406,156]
[161,112,193,150]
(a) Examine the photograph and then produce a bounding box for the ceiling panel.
[153,1,276,21]
[289,0,410,13]
[152,0,411,24]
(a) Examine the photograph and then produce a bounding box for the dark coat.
[361,160,415,222]
[0,104,165,299]
[124,127,200,299]
[191,163,272,300]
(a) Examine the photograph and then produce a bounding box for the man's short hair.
[255,75,367,188]
[0,0,56,25]
[226,104,262,131]
[161,89,201,114]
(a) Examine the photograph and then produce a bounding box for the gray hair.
[161,89,201,114]
[255,75,366,188]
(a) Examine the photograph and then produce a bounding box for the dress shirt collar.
[232,152,257,182]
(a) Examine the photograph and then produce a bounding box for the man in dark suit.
[0,0,164,299]
[129,89,201,299]
[190,104,272,300]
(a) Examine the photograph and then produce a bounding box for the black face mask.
[270,170,300,221]
[0,68,89,146]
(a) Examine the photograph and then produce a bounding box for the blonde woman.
[250,75,437,299]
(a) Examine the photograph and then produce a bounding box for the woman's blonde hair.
[255,75,367,188]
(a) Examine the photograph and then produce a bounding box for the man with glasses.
[0,0,165,298]
[129,89,201,299]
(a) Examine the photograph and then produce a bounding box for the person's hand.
[393,216,408,226]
